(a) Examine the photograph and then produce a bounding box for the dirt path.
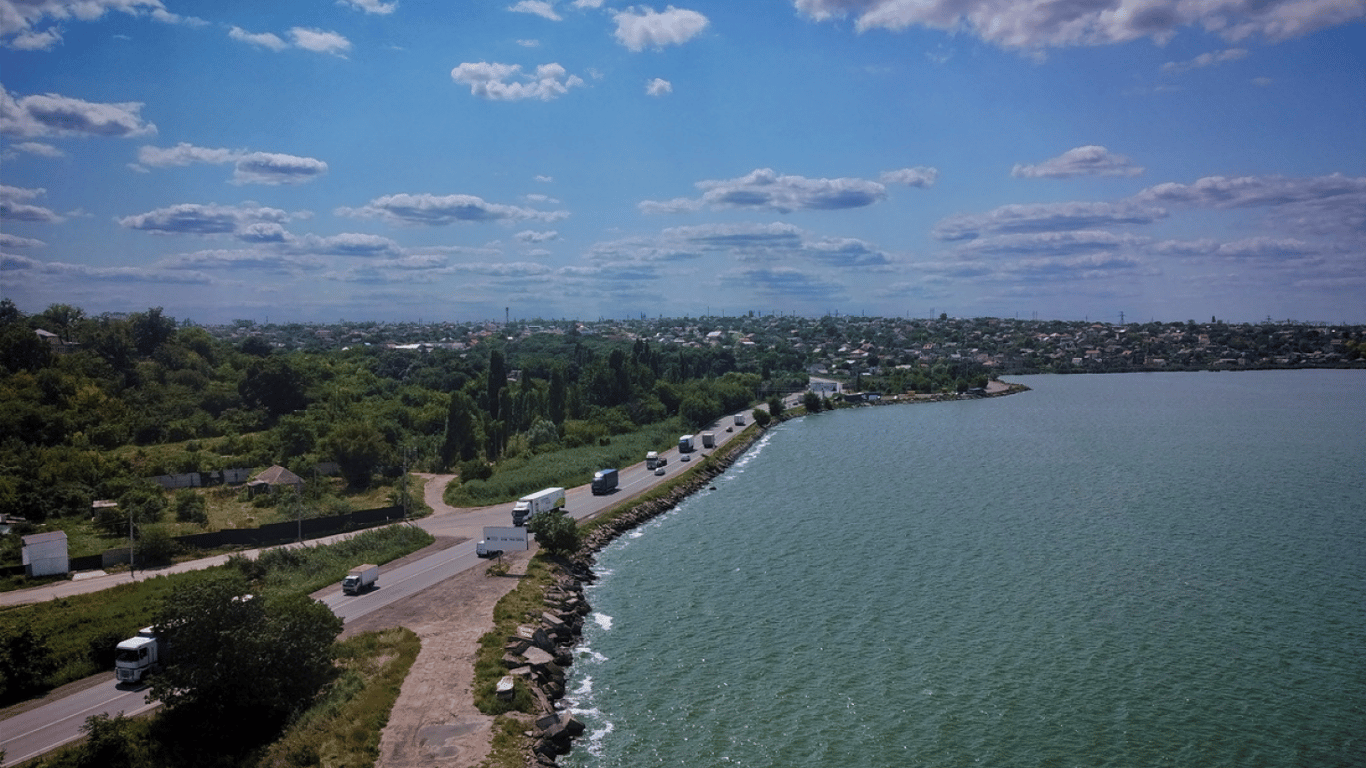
[337,474,528,768]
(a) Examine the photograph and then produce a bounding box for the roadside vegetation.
[0,524,431,705]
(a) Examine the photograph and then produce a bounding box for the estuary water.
[561,370,1366,768]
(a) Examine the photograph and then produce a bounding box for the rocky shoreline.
[513,384,1029,764]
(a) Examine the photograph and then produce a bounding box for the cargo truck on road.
[342,564,379,595]
[512,487,565,526]
[679,434,695,453]
[114,628,165,684]
[591,468,619,494]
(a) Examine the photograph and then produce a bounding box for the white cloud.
[646,77,673,96]
[1012,146,1143,178]
[135,143,328,185]
[290,27,352,57]
[1,84,155,138]
[338,192,569,225]
[1,232,46,248]
[515,229,560,243]
[792,0,1366,50]
[451,62,585,101]
[339,0,398,14]
[642,167,934,214]
[7,141,65,158]
[613,6,709,52]
[517,38,541,47]
[1161,47,1248,74]
[118,202,295,237]
[1132,173,1366,210]
[879,166,939,186]
[572,0,604,7]
[0,184,63,223]
[229,26,289,51]
[933,201,1167,241]
[509,1,562,20]
[1,0,172,51]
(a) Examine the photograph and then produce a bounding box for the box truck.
[512,487,565,526]
[701,432,716,449]
[342,563,379,595]
[679,434,695,453]
[591,468,619,495]
[115,627,165,684]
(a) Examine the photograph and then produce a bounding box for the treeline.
[0,301,785,527]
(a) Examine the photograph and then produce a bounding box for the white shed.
[22,531,69,578]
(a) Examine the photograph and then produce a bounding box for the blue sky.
[2,0,1363,324]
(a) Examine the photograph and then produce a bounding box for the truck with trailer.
[734,413,745,426]
[512,486,565,526]
[701,432,716,449]
[342,563,379,595]
[115,627,165,684]
[678,434,695,453]
[591,468,619,495]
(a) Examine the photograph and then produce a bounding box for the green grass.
[255,627,421,768]
[0,524,433,700]
[471,556,556,716]
[445,420,682,507]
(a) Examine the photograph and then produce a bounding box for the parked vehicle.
[679,434,695,453]
[591,468,619,495]
[645,451,660,469]
[342,563,380,595]
[701,431,716,449]
[476,540,503,558]
[512,486,565,526]
[114,627,165,684]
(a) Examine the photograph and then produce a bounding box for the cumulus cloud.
[642,168,934,214]
[339,0,398,14]
[733,266,847,302]
[451,62,585,101]
[0,0,201,51]
[591,221,895,272]
[791,0,1366,50]
[879,166,939,186]
[1132,173,1366,210]
[515,229,560,243]
[933,201,1167,241]
[3,253,215,284]
[1012,146,1143,179]
[228,26,289,51]
[118,202,295,237]
[6,141,64,158]
[509,1,561,20]
[228,25,351,56]
[954,229,1148,257]
[290,27,352,56]
[1155,236,1320,261]
[1,84,155,138]
[0,184,63,223]
[338,193,569,225]
[613,6,709,51]
[136,143,328,185]
[1,232,46,248]
[646,77,673,96]
[1161,47,1248,74]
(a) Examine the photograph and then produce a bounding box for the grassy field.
[445,420,682,507]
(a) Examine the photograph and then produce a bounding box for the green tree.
[528,511,580,557]
[767,395,785,418]
[802,390,824,412]
[322,420,393,489]
[442,390,482,466]
[149,573,342,740]
[751,407,771,427]
[0,624,58,703]
[487,349,506,420]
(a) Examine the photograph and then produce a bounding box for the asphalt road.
[0,412,756,767]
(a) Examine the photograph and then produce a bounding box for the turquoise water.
[562,371,1366,768]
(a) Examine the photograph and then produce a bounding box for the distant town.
[201,314,1365,377]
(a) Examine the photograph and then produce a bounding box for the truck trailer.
[679,434,695,453]
[342,563,379,595]
[701,432,716,449]
[591,468,619,495]
[512,486,565,526]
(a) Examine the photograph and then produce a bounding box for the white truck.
[342,563,379,595]
[512,486,565,526]
[678,434,695,453]
[701,431,716,449]
[115,627,165,684]
[476,540,502,558]
[645,451,660,469]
